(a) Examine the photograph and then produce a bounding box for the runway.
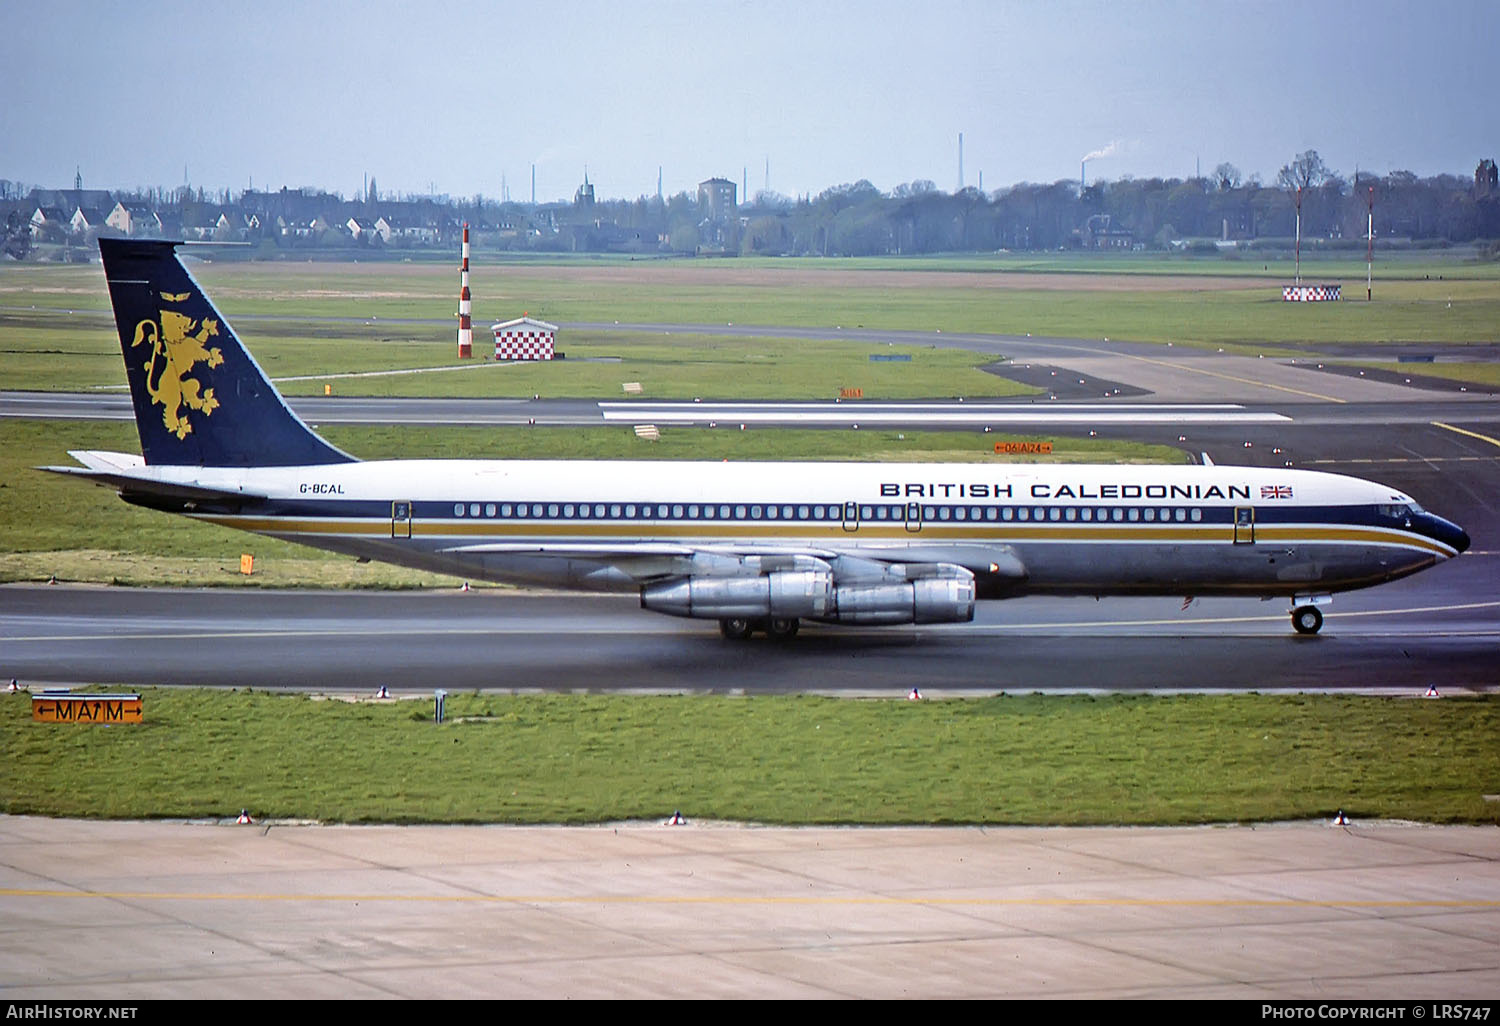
[3,559,1497,692]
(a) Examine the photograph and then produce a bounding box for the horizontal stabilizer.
[39,451,266,505]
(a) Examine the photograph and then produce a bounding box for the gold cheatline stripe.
[194,516,1457,558]
[3,888,1496,909]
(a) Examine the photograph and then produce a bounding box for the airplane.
[44,238,1469,640]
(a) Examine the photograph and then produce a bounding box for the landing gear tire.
[765,617,800,641]
[1291,605,1324,635]
[719,617,754,640]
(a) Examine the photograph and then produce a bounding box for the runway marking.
[947,599,1500,633]
[1432,421,1500,450]
[1104,352,1350,403]
[4,887,1497,909]
[7,601,1500,643]
[599,404,1290,425]
[1303,456,1496,465]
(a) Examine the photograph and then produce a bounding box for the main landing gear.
[1291,604,1324,635]
[719,617,800,641]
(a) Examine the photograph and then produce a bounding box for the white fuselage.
[117,456,1459,603]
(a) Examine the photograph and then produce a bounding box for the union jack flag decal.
[1261,485,1293,499]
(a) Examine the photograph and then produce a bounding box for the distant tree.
[1213,162,1242,191]
[667,221,699,253]
[741,215,788,255]
[1277,150,1335,192]
[749,190,792,210]
[890,180,937,199]
[3,210,32,259]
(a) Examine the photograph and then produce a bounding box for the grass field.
[0,418,1183,586]
[3,254,1499,403]
[0,314,1037,399]
[4,689,1496,825]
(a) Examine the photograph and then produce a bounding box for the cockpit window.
[1377,503,1412,519]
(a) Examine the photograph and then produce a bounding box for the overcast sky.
[8,0,1495,202]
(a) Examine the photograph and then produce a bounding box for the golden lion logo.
[131,295,224,440]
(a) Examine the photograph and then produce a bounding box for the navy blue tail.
[98,238,354,467]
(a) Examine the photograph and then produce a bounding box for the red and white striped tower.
[457,223,472,358]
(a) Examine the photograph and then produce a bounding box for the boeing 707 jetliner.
[44,239,1470,640]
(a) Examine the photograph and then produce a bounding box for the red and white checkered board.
[1282,285,1341,302]
[494,331,554,361]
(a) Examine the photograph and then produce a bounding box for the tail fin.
[97,238,354,467]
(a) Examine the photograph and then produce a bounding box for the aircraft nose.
[1425,514,1470,555]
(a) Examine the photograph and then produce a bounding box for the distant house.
[1079,213,1133,250]
[373,215,439,245]
[106,201,162,236]
[29,206,67,238]
[156,211,184,238]
[70,207,110,236]
[277,215,318,238]
[30,189,115,218]
[346,217,376,241]
[182,210,220,240]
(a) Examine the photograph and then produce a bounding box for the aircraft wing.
[441,539,1027,585]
